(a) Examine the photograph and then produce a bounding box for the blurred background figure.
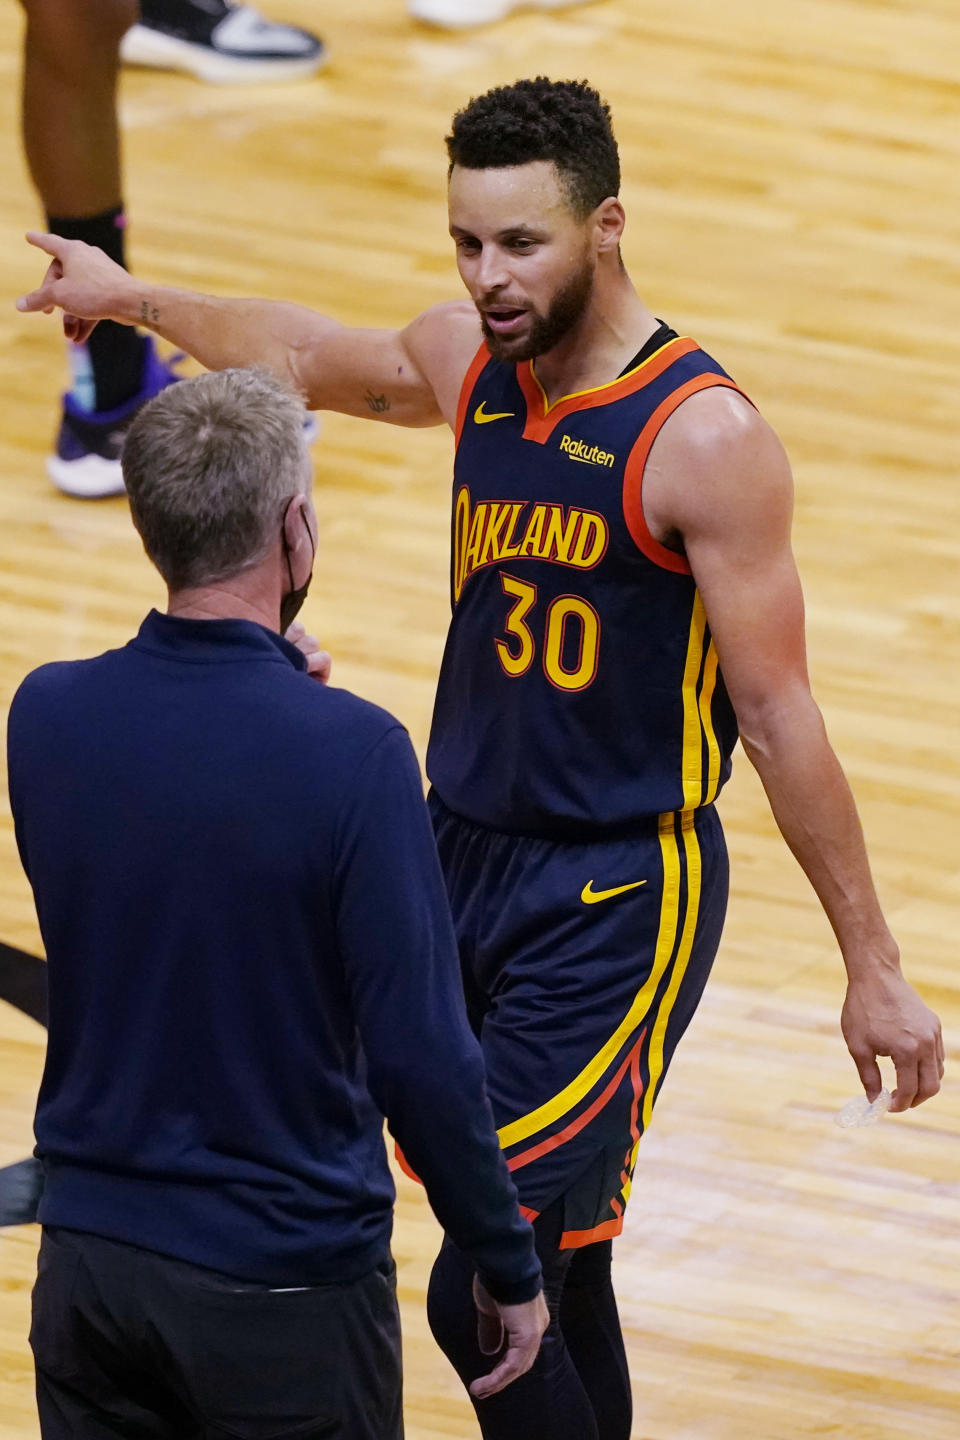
[123,0,325,82]
[20,0,324,499]
[408,0,595,29]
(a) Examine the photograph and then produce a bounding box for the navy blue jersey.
[426,334,745,837]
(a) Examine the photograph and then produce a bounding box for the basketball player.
[19,77,944,1440]
[20,0,323,496]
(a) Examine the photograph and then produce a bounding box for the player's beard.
[480,252,596,364]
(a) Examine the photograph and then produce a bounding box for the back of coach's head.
[121,367,310,593]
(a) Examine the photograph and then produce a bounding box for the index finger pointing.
[25,230,68,258]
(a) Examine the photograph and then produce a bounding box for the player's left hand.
[841,963,944,1112]
[17,232,138,345]
[285,620,331,683]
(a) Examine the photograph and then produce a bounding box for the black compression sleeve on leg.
[427,1207,600,1440]
[559,1241,632,1440]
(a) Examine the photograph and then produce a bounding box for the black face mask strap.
[282,513,297,593]
[279,500,316,635]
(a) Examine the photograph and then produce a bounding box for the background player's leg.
[427,1200,600,1440]
[20,0,177,495]
[20,0,133,220]
[559,1240,632,1440]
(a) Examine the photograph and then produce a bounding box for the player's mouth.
[482,306,529,336]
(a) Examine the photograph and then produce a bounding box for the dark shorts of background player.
[30,1227,402,1440]
[429,794,729,1248]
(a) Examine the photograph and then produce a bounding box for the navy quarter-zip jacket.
[7,611,539,1302]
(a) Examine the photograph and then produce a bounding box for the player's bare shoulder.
[401,301,483,430]
[643,384,793,546]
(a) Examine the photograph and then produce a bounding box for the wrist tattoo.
[364,389,390,414]
[140,299,160,325]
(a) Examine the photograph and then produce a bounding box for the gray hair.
[121,367,310,591]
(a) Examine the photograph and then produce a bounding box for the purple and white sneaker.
[48,339,321,499]
[47,338,183,499]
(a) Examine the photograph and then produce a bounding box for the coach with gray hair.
[7,368,545,1440]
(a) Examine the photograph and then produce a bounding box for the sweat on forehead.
[448,160,575,221]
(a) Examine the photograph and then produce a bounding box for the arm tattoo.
[140,299,160,326]
[364,389,391,414]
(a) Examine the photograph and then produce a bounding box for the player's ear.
[593,198,625,255]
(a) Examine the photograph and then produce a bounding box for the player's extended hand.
[841,962,944,1112]
[469,1276,549,1400]
[284,620,332,683]
[16,232,137,344]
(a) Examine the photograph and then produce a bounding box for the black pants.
[30,1227,403,1440]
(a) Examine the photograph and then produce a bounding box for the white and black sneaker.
[121,0,325,84]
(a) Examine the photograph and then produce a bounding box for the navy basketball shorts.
[429,795,729,1249]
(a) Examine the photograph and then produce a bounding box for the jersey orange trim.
[394,1143,422,1185]
[454,342,493,447]
[559,1216,624,1249]
[616,1023,647,1209]
[505,1027,647,1174]
[518,336,700,445]
[621,374,745,574]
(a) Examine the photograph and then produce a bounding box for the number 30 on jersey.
[496,573,600,693]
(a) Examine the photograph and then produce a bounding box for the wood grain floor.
[0,1,958,1436]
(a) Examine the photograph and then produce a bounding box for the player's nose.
[475,246,510,294]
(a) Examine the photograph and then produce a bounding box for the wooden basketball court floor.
[0,1,957,1435]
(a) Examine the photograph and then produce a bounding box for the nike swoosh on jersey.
[474,401,516,424]
[580,879,648,905]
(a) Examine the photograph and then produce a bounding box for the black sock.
[46,206,147,413]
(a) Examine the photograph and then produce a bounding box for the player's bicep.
[289,301,480,428]
[668,398,813,727]
[291,322,444,426]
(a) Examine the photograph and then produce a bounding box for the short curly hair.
[446,77,620,220]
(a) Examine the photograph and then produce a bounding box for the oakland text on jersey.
[453,489,608,603]
[429,334,746,835]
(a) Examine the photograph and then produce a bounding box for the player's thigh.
[479,810,728,1221]
[476,821,682,1123]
